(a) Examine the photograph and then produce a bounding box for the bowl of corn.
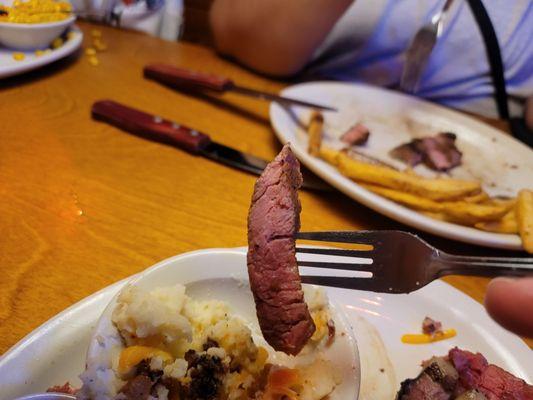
[0,0,75,50]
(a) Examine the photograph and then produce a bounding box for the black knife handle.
[92,100,212,154]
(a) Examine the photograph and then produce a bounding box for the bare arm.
[209,0,353,77]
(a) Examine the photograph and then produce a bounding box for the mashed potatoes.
[78,283,339,400]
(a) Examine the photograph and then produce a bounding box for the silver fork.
[400,0,456,93]
[296,231,533,294]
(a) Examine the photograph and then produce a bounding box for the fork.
[296,231,533,293]
[400,0,456,93]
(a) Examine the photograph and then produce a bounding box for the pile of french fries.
[307,111,533,253]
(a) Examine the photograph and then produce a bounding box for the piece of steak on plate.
[449,348,533,400]
[397,348,533,400]
[341,123,370,146]
[247,144,315,355]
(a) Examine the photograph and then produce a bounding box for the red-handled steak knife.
[143,64,337,112]
[91,100,328,191]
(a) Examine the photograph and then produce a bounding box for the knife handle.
[144,64,233,92]
[92,100,211,154]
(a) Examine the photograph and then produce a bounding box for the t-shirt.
[307,0,532,118]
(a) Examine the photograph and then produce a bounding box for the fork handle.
[435,254,533,278]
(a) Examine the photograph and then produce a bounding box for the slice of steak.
[449,348,533,400]
[390,132,462,171]
[341,123,370,146]
[247,144,315,355]
[398,348,533,400]
[389,142,423,167]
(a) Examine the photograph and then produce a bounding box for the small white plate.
[270,82,533,250]
[0,25,82,79]
[0,248,531,400]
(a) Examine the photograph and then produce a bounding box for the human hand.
[485,277,533,338]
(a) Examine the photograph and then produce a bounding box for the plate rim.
[0,24,82,79]
[270,81,523,250]
[1,247,531,397]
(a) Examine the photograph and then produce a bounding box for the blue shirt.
[308,0,533,118]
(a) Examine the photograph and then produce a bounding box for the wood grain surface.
[1,22,530,356]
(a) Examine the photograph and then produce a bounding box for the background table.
[1,22,530,354]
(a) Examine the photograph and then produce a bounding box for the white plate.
[0,248,531,400]
[0,25,82,79]
[270,82,533,250]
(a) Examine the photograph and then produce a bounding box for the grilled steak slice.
[247,144,315,355]
[397,348,533,400]
[390,132,462,171]
[341,123,370,146]
[390,142,423,167]
[449,348,533,400]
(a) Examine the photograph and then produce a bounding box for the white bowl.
[0,15,75,50]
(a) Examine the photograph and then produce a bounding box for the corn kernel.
[88,55,99,66]
[34,49,45,57]
[85,47,96,56]
[51,37,63,49]
[12,52,25,61]
[0,0,71,24]
[91,29,102,38]
[93,39,107,51]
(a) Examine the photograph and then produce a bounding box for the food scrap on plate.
[306,111,533,253]
[401,316,456,345]
[340,123,370,146]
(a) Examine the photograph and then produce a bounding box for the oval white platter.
[270,82,533,250]
[0,248,531,400]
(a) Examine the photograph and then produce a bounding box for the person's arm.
[209,0,353,77]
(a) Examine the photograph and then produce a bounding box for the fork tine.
[295,247,373,257]
[296,231,380,245]
[301,275,382,291]
[297,260,375,272]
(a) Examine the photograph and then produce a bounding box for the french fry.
[307,111,324,156]
[442,202,510,225]
[336,151,481,201]
[360,183,441,212]
[318,146,341,166]
[516,189,533,253]
[475,209,518,234]
[463,191,490,204]
[362,183,510,225]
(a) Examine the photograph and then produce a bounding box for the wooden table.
[1,22,530,355]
